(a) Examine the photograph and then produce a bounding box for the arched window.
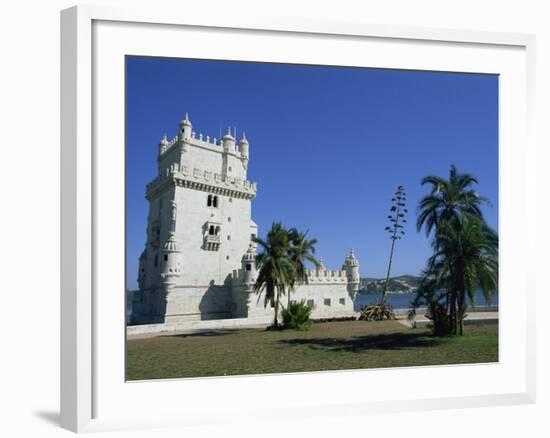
[215,226,220,235]
[213,196,218,208]
[209,225,215,235]
[207,195,212,207]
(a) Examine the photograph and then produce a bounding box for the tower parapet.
[306,267,348,283]
[157,114,251,163]
[151,113,256,202]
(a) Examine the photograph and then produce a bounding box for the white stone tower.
[133,113,258,324]
[130,112,362,327]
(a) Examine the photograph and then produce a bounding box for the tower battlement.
[157,114,248,161]
[231,254,357,287]
[159,130,247,159]
[151,114,255,201]
[231,266,349,287]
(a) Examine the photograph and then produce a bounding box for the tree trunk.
[457,290,465,336]
[274,288,280,327]
[456,265,465,336]
[382,237,397,303]
[450,291,457,335]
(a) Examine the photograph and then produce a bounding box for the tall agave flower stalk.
[381,185,408,303]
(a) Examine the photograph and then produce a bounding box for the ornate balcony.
[204,233,221,251]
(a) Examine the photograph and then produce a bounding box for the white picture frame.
[60,5,536,433]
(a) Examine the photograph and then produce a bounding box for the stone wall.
[286,282,355,318]
[132,285,234,324]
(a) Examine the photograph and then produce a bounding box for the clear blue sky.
[126,56,498,290]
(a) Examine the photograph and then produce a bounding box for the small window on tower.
[228,166,232,172]
[207,195,212,207]
[209,225,215,235]
[245,264,251,271]
[154,254,159,268]
[164,255,168,262]
[213,196,218,208]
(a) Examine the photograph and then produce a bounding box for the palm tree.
[414,165,497,336]
[287,228,319,307]
[417,164,487,236]
[431,215,498,335]
[253,222,296,327]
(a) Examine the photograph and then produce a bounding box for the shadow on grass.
[164,329,245,339]
[279,332,440,353]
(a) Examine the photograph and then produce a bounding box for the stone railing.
[146,164,257,199]
[204,234,221,251]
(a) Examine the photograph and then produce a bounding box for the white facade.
[131,114,360,325]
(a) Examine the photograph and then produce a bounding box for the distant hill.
[360,275,421,294]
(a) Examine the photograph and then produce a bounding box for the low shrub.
[282,300,313,330]
[358,302,395,321]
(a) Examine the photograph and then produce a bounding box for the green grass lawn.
[126,320,498,381]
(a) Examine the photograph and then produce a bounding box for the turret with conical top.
[158,134,169,156]
[241,243,256,285]
[239,132,249,160]
[343,249,360,299]
[222,127,236,153]
[161,231,181,294]
[179,113,192,140]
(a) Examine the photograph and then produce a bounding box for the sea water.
[354,289,499,311]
